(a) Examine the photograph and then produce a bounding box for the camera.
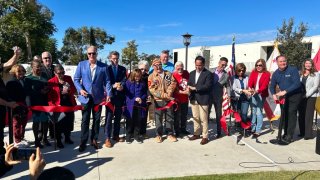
[12,148,36,161]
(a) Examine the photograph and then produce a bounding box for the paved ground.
[3,108,320,180]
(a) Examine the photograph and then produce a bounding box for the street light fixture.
[182,33,193,70]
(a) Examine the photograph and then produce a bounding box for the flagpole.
[228,35,236,136]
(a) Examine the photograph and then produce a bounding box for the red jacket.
[248,70,271,97]
[48,75,77,106]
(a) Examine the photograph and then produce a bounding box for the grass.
[156,170,320,180]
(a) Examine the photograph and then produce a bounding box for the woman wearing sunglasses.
[48,64,77,148]
[248,59,271,137]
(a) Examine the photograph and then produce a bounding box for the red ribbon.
[94,101,114,112]
[30,105,83,112]
[275,98,285,104]
[220,108,249,134]
[155,100,178,111]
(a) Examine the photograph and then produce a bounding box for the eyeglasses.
[154,64,162,67]
[220,64,227,67]
[255,64,263,67]
[176,68,183,71]
[88,52,97,56]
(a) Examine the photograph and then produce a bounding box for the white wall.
[174,35,320,72]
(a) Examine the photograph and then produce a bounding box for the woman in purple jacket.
[123,69,147,144]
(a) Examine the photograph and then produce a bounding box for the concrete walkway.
[3,109,320,180]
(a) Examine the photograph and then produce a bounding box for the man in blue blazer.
[74,46,112,152]
[104,51,127,148]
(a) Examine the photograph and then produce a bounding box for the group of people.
[0,46,319,156]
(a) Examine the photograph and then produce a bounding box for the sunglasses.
[237,69,245,72]
[88,52,97,56]
[255,64,263,67]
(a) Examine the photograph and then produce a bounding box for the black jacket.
[188,68,213,105]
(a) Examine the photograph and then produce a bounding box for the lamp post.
[182,33,192,70]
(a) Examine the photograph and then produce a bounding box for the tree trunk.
[24,32,32,61]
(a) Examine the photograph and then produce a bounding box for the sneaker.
[168,135,178,142]
[155,136,162,143]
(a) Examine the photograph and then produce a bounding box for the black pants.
[298,96,316,138]
[140,104,149,135]
[284,93,302,139]
[174,102,188,134]
[80,97,102,145]
[105,97,124,139]
[154,101,174,136]
[126,107,142,137]
[213,96,223,135]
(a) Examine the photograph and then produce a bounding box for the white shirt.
[255,73,262,91]
[195,70,202,84]
[90,63,97,81]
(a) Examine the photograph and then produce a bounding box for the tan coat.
[148,70,177,101]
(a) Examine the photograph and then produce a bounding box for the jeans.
[80,96,102,144]
[236,99,250,123]
[251,94,265,133]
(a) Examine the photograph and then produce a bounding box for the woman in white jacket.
[298,59,319,140]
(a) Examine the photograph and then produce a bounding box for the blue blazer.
[74,60,112,104]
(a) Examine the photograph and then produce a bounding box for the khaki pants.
[191,101,209,138]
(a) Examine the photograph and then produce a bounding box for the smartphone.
[12,148,36,161]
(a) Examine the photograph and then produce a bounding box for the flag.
[228,36,236,77]
[266,41,280,72]
[264,42,281,121]
[313,48,320,71]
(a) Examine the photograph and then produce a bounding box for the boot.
[41,122,51,146]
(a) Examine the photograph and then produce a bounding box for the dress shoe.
[112,136,125,142]
[104,139,112,148]
[155,136,163,143]
[79,144,86,152]
[189,135,201,141]
[168,135,178,142]
[200,138,209,145]
[126,135,133,144]
[91,139,99,149]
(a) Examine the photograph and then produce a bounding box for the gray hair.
[174,61,184,68]
[138,60,149,69]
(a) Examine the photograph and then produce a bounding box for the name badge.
[285,74,291,78]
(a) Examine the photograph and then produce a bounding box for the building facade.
[173,35,320,71]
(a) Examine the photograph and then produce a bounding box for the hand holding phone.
[12,148,37,161]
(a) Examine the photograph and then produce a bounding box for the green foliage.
[121,40,139,71]
[0,0,56,62]
[276,17,310,68]
[61,26,115,65]
[138,53,159,67]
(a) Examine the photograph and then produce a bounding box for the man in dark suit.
[104,51,127,148]
[188,56,213,145]
[209,57,230,138]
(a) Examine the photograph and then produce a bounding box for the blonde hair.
[9,64,26,76]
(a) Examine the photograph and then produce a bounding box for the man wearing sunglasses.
[74,46,112,152]
[209,57,230,138]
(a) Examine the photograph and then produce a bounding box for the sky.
[39,0,320,60]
